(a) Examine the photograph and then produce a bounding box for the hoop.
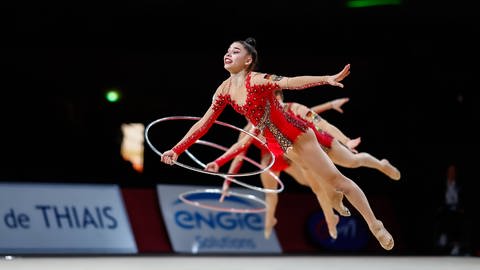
[185,139,284,194]
[145,116,275,178]
[178,188,267,213]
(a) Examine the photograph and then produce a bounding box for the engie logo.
[157,184,282,254]
[172,193,263,231]
[307,211,369,251]
[175,211,263,231]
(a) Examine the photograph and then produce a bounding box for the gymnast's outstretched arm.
[161,82,229,165]
[310,97,350,114]
[251,64,350,90]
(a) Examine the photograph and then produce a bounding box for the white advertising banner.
[156,183,282,254]
[0,182,137,254]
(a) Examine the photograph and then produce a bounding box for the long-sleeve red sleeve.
[172,94,228,155]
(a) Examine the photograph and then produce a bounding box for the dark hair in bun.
[244,37,256,48]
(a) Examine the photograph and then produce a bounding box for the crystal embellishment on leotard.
[256,101,294,153]
[174,72,315,157]
[211,94,228,112]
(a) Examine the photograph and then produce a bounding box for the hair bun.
[245,37,256,48]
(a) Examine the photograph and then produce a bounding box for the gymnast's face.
[224,42,252,73]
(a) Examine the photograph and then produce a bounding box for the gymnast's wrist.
[171,147,182,156]
[214,158,226,167]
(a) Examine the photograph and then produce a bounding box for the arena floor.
[1,255,478,270]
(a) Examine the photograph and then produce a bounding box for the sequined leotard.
[172,72,309,157]
[211,110,334,173]
[172,72,334,173]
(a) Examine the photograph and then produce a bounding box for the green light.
[346,0,402,8]
[105,89,122,103]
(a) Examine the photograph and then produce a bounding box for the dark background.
[3,1,479,255]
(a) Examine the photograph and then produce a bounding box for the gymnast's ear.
[245,57,252,66]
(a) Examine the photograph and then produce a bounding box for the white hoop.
[178,188,267,213]
[185,139,284,194]
[145,116,276,178]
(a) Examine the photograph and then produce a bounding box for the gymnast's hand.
[326,64,350,88]
[331,97,350,113]
[161,150,178,165]
[205,162,220,172]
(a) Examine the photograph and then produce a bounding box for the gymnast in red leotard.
[160,37,394,250]
[207,119,351,239]
[207,90,401,238]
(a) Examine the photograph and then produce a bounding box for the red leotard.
[172,72,331,167]
[253,134,292,172]
[227,72,309,157]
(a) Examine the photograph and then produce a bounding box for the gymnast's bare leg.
[285,128,394,250]
[261,150,351,239]
[328,139,401,180]
[286,163,351,217]
[260,169,280,239]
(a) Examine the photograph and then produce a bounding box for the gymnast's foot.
[332,191,351,217]
[381,159,401,181]
[219,180,231,202]
[327,214,340,239]
[219,190,229,202]
[264,217,277,239]
[370,220,394,250]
